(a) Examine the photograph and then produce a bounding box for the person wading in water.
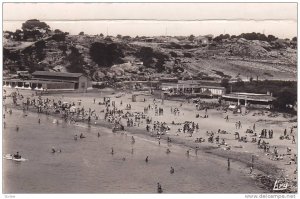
[157,183,163,193]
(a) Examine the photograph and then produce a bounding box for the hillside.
[3,21,297,82]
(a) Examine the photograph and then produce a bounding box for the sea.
[3,109,266,193]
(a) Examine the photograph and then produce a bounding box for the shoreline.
[6,103,291,193]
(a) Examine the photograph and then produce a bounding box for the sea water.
[3,109,266,193]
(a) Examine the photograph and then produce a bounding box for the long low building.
[222,92,275,106]
[161,82,226,97]
[3,71,90,92]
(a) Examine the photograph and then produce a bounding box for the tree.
[67,46,85,73]
[54,29,63,34]
[22,19,50,32]
[274,88,297,110]
[21,19,50,40]
[58,44,67,55]
[122,36,131,40]
[100,33,104,37]
[188,34,195,42]
[79,31,84,35]
[267,34,277,42]
[35,40,46,60]
[213,34,230,42]
[292,37,297,42]
[116,34,122,39]
[14,29,23,41]
[236,78,244,87]
[221,78,230,93]
[104,37,113,42]
[89,42,124,67]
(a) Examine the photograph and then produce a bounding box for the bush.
[90,42,124,67]
[273,88,297,111]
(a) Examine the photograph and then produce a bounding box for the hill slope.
[3,33,297,81]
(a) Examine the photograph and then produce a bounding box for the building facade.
[221,92,275,107]
[161,81,226,97]
[3,71,89,92]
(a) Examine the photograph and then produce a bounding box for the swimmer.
[16,125,19,131]
[166,148,171,154]
[186,149,190,157]
[111,148,114,155]
[157,183,163,193]
[131,136,135,144]
[170,166,175,174]
[97,132,101,138]
[195,147,199,155]
[51,147,56,153]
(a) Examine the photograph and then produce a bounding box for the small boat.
[4,154,27,162]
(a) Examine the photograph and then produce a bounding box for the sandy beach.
[3,88,297,193]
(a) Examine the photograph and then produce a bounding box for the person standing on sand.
[225,115,229,122]
[274,147,278,156]
[253,123,256,131]
[186,150,190,157]
[227,158,230,170]
[292,135,296,144]
[284,129,287,137]
[145,156,149,163]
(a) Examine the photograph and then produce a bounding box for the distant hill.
[3,20,297,82]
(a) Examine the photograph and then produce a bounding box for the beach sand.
[3,88,297,192]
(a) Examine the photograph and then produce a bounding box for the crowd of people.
[3,88,298,192]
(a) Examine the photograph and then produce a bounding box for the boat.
[4,154,27,162]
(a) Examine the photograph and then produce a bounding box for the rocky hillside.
[3,20,297,82]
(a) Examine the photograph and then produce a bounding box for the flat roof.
[161,83,225,89]
[4,79,76,84]
[32,71,83,78]
[222,93,275,102]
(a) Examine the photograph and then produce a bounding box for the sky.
[3,3,298,38]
